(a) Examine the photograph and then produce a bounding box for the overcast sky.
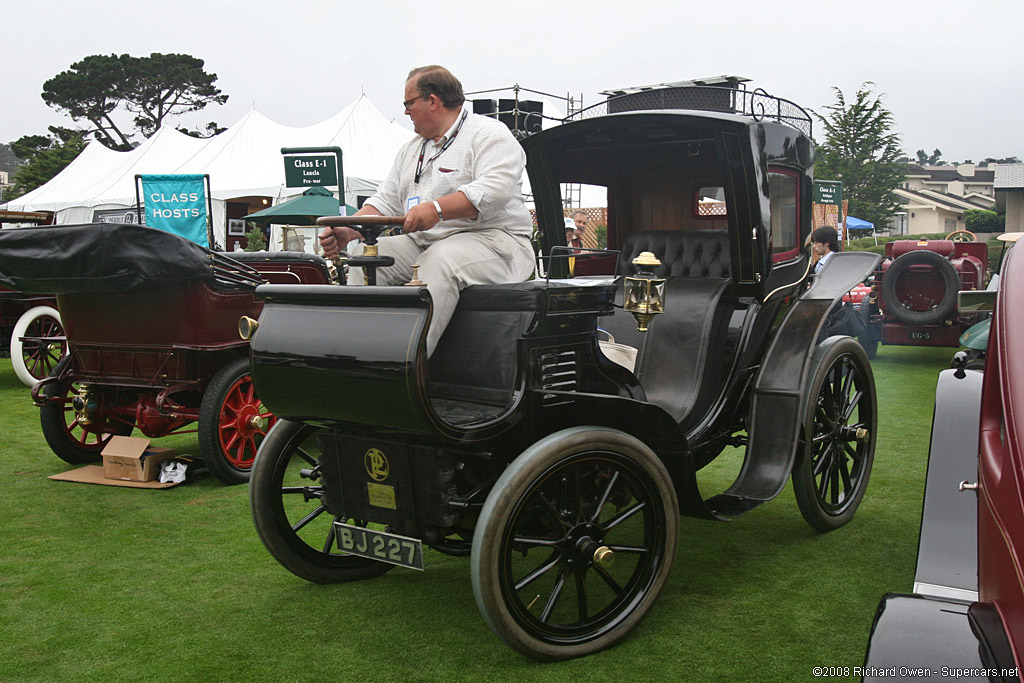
[4,0,1021,164]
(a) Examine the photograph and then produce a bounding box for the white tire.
[11,306,66,387]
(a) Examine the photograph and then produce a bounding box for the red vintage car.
[0,223,333,484]
[858,239,988,358]
[862,239,1024,679]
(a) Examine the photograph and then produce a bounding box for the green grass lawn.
[0,345,954,682]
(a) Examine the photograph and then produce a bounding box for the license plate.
[333,522,424,570]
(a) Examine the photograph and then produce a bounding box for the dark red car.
[858,239,988,358]
[863,240,1024,680]
[0,223,333,484]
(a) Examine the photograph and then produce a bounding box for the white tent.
[4,95,413,246]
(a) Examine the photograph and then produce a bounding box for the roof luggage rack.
[567,85,813,137]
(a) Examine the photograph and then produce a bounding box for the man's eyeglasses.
[403,94,430,111]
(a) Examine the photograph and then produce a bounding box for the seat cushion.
[616,229,730,279]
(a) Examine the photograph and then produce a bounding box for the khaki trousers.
[348,229,536,355]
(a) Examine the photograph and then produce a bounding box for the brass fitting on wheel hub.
[593,545,615,569]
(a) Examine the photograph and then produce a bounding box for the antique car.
[1,287,66,387]
[858,238,988,358]
[862,241,1024,680]
[0,222,333,484]
[243,87,881,660]
[954,233,1023,372]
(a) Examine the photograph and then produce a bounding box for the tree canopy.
[814,83,904,230]
[915,148,944,166]
[41,52,227,150]
[6,127,87,200]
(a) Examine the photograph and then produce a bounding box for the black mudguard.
[914,367,983,601]
[863,594,985,679]
[864,595,1018,680]
[706,251,882,518]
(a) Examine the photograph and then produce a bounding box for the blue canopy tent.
[846,216,874,232]
[844,215,876,245]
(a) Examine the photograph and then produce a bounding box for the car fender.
[960,317,990,351]
[704,251,881,518]
[863,594,985,676]
[914,367,983,600]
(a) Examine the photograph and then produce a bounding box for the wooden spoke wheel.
[39,356,134,465]
[11,306,67,387]
[199,357,275,484]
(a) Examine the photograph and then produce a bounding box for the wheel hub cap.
[566,523,613,568]
[234,404,261,439]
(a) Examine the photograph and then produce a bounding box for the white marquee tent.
[3,95,414,247]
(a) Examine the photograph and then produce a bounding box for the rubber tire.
[250,420,395,584]
[881,250,959,325]
[11,306,66,387]
[471,427,679,661]
[857,303,878,359]
[793,337,877,531]
[198,356,272,485]
[39,356,134,465]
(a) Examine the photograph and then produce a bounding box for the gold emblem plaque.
[367,482,397,509]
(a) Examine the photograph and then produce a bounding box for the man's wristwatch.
[432,200,444,221]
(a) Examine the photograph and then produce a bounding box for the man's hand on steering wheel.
[403,201,441,234]
[317,226,362,259]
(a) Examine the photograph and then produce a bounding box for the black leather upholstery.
[456,280,549,312]
[615,229,730,278]
[602,229,735,425]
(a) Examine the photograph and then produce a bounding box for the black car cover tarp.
[0,223,224,294]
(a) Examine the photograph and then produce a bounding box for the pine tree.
[814,83,904,229]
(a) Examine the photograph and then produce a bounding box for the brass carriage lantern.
[623,252,666,332]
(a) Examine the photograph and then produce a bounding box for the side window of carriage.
[768,169,800,263]
[695,186,727,220]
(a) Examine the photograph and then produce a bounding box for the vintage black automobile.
[244,87,881,660]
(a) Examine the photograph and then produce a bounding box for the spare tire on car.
[880,249,959,325]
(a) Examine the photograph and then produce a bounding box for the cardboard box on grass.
[101,436,176,482]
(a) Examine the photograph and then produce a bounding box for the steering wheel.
[317,215,406,285]
[945,229,976,243]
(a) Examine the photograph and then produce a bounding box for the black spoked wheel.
[471,427,678,661]
[250,420,394,584]
[793,337,877,531]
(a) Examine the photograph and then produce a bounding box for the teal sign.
[139,174,209,247]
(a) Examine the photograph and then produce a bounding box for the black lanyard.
[414,110,468,184]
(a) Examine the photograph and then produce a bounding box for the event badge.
[407,196,420,211]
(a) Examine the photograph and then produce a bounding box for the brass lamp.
[623,251,666,332]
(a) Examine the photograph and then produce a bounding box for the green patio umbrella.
[245,186,343,225]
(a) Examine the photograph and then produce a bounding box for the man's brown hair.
[407,65,465,109]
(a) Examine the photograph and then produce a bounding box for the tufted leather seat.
[615,229,730,278]
[601,228,734,426]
